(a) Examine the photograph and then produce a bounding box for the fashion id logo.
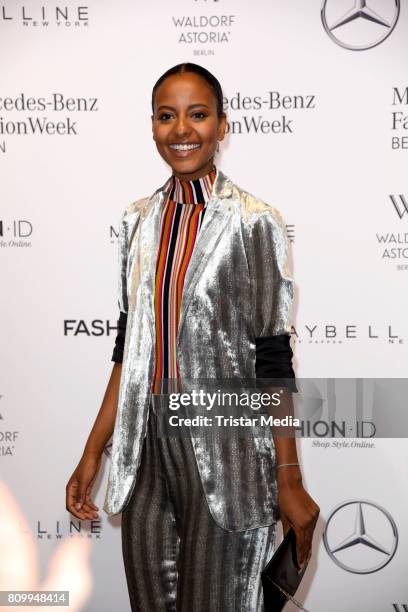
[0,219,33,247]
[63,319,120,336]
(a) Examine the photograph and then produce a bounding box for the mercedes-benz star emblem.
[323,499,398,573]
[321,0,400,50]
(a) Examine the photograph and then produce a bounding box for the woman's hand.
[66,452,102,520]
[277,468,320,569]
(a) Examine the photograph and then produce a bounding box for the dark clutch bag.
[261,527,310,611]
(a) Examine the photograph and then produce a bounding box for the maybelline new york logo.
[36,518,101,540]
[291,323,403,344]
[324,500,398,573]
[0,5,89,27]
[321,0,400,51]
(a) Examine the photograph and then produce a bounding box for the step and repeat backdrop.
[1,1,407,610]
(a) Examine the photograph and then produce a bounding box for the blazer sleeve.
[111,208,130,363]
[245,207,297,392]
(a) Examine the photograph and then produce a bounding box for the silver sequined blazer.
[103,168,294,531]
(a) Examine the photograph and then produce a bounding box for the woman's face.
[152,72,227,180]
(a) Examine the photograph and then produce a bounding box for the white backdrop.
[1,1,408,610]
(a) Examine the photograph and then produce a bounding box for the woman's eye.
[157,111,207,121]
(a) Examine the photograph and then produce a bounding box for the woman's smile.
[168,142,202,158]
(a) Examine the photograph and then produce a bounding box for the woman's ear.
[217,113,227,142]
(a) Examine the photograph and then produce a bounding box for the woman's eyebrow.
[156,103,210,112]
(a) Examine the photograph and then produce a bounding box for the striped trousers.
[121,401,276,612]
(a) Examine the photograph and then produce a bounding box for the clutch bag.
[261,527,310,611]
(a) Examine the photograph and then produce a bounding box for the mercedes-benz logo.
[323,499,398,573]
[321,0,400,51]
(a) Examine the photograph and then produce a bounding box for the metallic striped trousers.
[121,402,276,612]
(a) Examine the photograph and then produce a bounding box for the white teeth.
[169,143,201,151]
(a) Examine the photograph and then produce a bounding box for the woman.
[66,62,319,611]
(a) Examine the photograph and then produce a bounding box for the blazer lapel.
[138,177,171,340]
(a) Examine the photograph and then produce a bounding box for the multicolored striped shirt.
[151,166,217,393]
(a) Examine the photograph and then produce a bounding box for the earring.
[216,141,220,153]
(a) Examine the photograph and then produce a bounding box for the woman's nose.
[173,117,190,138]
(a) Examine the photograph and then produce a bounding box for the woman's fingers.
[278,486,320,570]
[281,515,291,536]
[85,489,99,511]
[301,524,314,568]
[84,494,99,518]
[67,494,98,520]
[85,499,99,513]
[79,502,99,518]
[66,473,99,520]
[296,501,320,568]
[69,506,96,520]
[294,525,306,569]
[66,489,91,519]
[66,478,80,514]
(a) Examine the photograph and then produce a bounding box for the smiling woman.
[151,66,227,179]
[66,62,319,612]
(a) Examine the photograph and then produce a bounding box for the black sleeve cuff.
[255,333,298,393]
[111,311,128,363]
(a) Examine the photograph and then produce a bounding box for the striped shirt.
[152,166,217,393]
